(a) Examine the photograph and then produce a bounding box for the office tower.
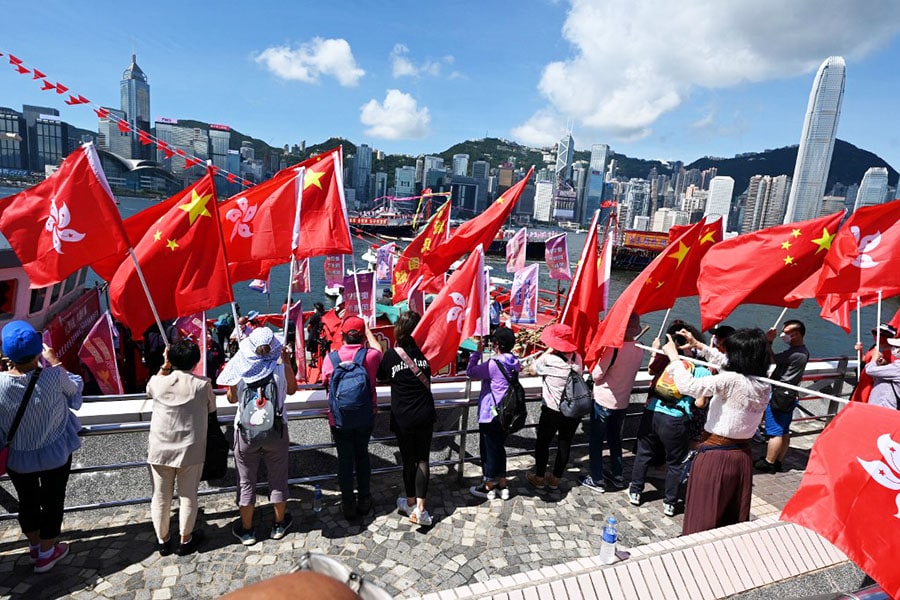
[0,107,26,170]
[154,119,209,178]
[97,107,131,158]
[555,132,574,183]
[821,196,846,216]
[472,160,490,183]
[681,186,708,216]
[208,124,231,172]
[239,140,255,161]
[742,175,767,232]
[120,54,151,160]
[853,167,889,211]
[353,144,373,206]
[373,171,388,200]
[704,176,735,221]
[651,208,689,232]
[581,143,609,224]
[497,165,514,190]
[533,180,554,222]
[633,215,650,231]
[745,174,792,230]
[395,166,416,196]
[571,161,588,217]
[783,56,846,223]
[452,153,469,177]
[701,167,718,190]
[415,157,424,186]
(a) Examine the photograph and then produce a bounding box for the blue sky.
[2,0,900,170]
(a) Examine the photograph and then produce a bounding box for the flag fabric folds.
[108,172,234,337]
[248,278,269,294]
[697,211,843,331]
[412,246,485,373]
[78,311,124,395]
[510,263,539,325]
[559,210,602,357]
[392,200,451,303]
[0,143,129,288]
[505,227,527,273]
[780,402,900,600]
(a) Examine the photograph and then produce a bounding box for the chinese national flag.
[421,167,533,278]
[0,143,129,288]
[219,147,352,282]
[412,245,485,373]
[559,210,603,356]
[392,199,451,303]
[781,402,900,600]
[697,211,843,331]
[108,172,233,337]
[816,199,900,301]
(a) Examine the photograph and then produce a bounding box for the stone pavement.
[0,424,824,599]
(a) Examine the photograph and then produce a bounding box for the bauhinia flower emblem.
[446,292,470,333]
[225,197,257,240]
[857,433,900,518]
[46,197,85,254]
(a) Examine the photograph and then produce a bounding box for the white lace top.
[671,345,771,440]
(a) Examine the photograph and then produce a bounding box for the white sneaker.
[410,507,433,526]
[396,497,414,517]
[499,487,510,501]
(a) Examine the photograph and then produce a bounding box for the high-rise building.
[97,107,131,158]
[651,208,689,233]
[853,167,889,211]
[472,160,490,181]
[120,54,151,160]
[783,56,846,223]
[154,119,208,179]
[0,107,26,170]
[704,176,735,221]
[452,154,469,177]
[353,144,373,206]
[395,166,416,197]
[744,174,792,231]
[581,144,609,225]
[533,180,554,222]
[208,124,231,171]
[555,132,574,184]
[373,171,388,200]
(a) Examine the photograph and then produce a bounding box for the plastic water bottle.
[313,484,323,513]
[599,516,618,564]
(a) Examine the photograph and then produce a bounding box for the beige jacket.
[147,371,216,467]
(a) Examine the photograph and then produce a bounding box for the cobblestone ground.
[0,423,821,599]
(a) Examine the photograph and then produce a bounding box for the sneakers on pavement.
[231,522,257,546]
[28,544,39,563]
[545,473,561,490]
[270,513,293,540]
[663,502,677,517]
[396,497,414,517]
[499,486,510,501]
[579,475,606,493]
[470,485,497,500]
[629,491,642,506]
[525,472,546,488]
[175,530,205,556]
[34,543,69,573]
[753,457,778,474]
[410,507,433,526]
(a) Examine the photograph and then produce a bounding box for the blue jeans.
[478,417,508,482]
[331,426,373,503]
[589,403,627,481]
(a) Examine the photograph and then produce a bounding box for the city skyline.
[0,1,899,170]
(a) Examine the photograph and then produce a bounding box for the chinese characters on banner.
[510,264,539,325]
[343,272,376,327]
[544,233,571,280]
[324,255,345,289]
[376,243,396,285]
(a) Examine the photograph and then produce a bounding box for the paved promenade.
[0,422,858,599]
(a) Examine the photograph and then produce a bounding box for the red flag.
[816,199,900,301]
[422,167,533,278]
[108,172,234,336]
[0,143,130,288]
[94,107,109,119]
[77,311,124,395]
[117,120,131,134]
[673,217,723,299]
[54,82,67,94]
[412,246,486,372]
[588,219,711,358]
[392,199,451,303]
[780,402,900,599]
[560,210,603,356]
[41,80,55,91]
[697,211,844,330]
[138,130,153,145]
[598,229,614,313]
[15,65,30,75]
[32,69,46,79]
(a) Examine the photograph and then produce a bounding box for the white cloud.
[390,44,455,78]
[255,38,364,87]
[360,90,431,140]
[514,0,900,143]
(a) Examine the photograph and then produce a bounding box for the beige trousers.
[149,463,203,543]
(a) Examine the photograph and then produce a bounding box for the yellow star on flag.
[783,255,794,265]
[304,167,326,190]
[791,228,802,239]
[781,240,791,250]
[496,196,505,204]
[811,227,836,254]
[700,229,716,245]
[153,230,162,242]
[644,276,654,287]
[178,190,213,225]
[667,241,690,268]
[656,280,665,289]
[167,239,179,251]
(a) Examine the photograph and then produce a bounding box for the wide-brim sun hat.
[887,337,900,347]
[2,320,43,363]
[872,323,898,337]
[216,327,283,386]
[540,324,577,353]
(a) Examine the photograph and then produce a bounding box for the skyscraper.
[555,132,574,184]
[120,54,151,160]
[452,154,469,176]
[704,176,735,222]
[783,56,845,223]
[853,167,889,211]
[581,143,609,225]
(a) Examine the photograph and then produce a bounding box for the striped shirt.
[0,366,83,473]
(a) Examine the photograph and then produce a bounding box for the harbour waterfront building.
[742,174,791,232]
[452,154,469,177]
[783,56,846,223]
[208,125,231,172]
[472,160,490,182]
[97,107,131,158]
[853,167,889,211]
[24,107,67,175]
[353,144,373,206]
[0,107,26,171]
[820,195,846,216]
[120,54,151,160]
[651,207,689,233]
[704,176,735,223]
[373,171,388,200]
[555,132,574,184]
[395,166,416,197]
[533,179,554,222]
[581,143,609,226]
[154,119,209,179]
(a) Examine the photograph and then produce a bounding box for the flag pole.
[560,209,600,323]
[856,296,862,381]
[657,308,672,340]
[772,306,789,330]
[283,166,305,345]
[876,290,883,351]
[127,248,169,348]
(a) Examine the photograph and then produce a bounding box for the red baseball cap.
[341,316,366,335]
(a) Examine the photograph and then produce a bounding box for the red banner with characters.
[41,288,102,371]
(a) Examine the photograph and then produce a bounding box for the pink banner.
[343,272,376,327]
[77,311,124,395]
[510,264,539,325]
[289,299,307,383]
[173,313,207,377]
[292,258,311,293]
[376,243,396,285]
[505,227,527,273]
[544,233,571,281]
[324,255,345,288]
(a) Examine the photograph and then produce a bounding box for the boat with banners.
[486,228,563,260]
[611,229,668,271]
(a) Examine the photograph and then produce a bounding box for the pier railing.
[0,357,854,518]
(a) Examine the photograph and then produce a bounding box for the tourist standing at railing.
[218,327,297,546]
[851,323,896,403]
[522,324,582,491]
[146,339,215,556]
[0,321,82,573]
[377,311,436,526]
[755,320,808,474]
[666,328,771,535]
[467,327,519,501]
[863,335,900,410]
[580,314,644,494]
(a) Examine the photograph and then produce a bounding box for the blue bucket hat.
[2,320,43,363]
[216,327,283,386]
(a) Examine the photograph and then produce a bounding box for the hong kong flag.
[0,143,129,288]
[781,402,900,599]
[412,245,485,373]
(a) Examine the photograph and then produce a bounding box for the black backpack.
[558,365,592,419]
[492,360,527,434]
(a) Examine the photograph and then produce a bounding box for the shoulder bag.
[0,367,42,476]
[394,347,430,389]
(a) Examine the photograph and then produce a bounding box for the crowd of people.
[3,306,900,575]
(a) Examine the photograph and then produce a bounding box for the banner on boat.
[77,311,124,395]
[324,255,345,289]
[545,233,571,281]
[510,263,539,325]
[376,243,396,285]
[343,272,376,327]
[42,287,102,371]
